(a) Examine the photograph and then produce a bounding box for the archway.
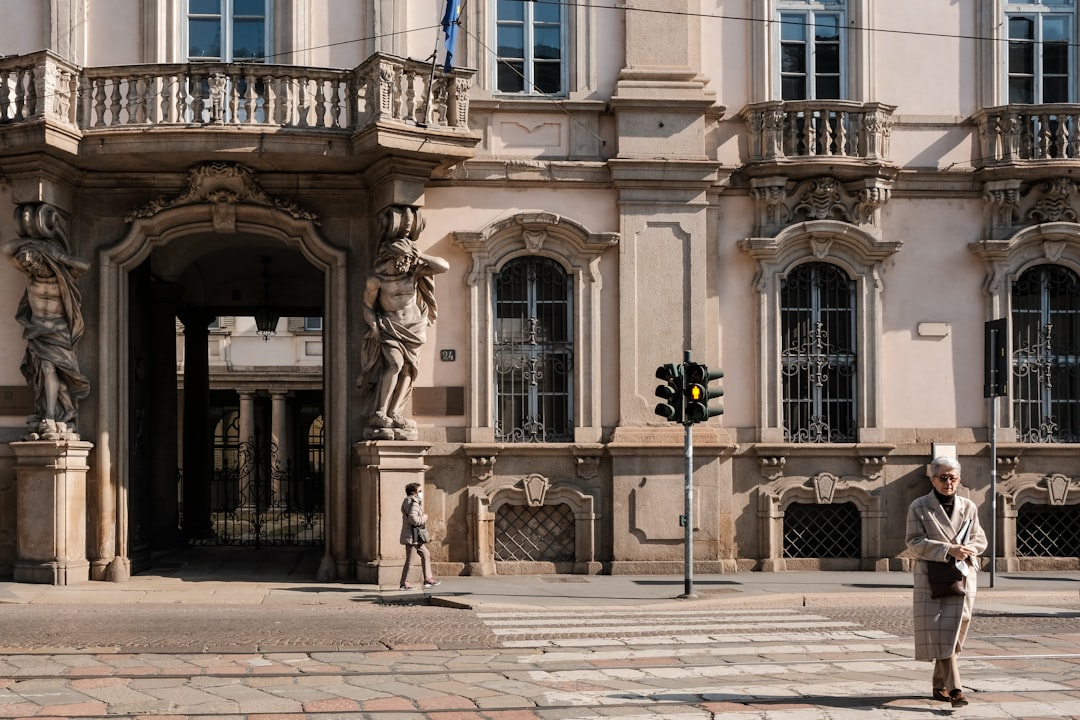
[94,165,348,582]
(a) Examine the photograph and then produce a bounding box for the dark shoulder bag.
[927,560,965,598]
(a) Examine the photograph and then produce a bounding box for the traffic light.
[684,362,723,423]
[654,363,684,423]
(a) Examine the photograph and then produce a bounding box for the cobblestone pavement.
[2,592,1079,719]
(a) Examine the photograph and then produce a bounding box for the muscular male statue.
[6,238,91,439]
[357,208,449,440]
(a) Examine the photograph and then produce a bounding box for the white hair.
[930,456,961,476]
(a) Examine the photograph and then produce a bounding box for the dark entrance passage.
[180,390,324,547]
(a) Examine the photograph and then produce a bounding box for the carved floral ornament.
[749,174,893,238]
[124,162,320,225]
[982,177,1080,238]
[758,472,880,513]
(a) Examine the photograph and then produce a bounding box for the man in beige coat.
[905,456,988,707]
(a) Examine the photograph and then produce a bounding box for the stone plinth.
[11,440,93,585]
[352,441,431,585]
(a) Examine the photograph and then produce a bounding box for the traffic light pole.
[682,417,695,598]
[681,350,696,599]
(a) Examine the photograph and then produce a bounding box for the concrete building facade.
[2,0,1079,585]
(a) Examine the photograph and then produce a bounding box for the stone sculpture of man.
[3,205,91,440]
[357,206,449,440]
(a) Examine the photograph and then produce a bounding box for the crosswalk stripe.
[489,620,856,635]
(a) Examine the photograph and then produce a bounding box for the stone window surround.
[451,211,618,444]
[969,219,1080,437]
[997,459,1080,568]
[748,0,875,104]
[739,219,900,443]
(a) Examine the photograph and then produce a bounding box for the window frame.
[452,212,618,444]
[185,0,273,63]
[740,220,899,443]
[777,1,848,100]
[492,0,568,97]
[492,256,575,443]
[1005,1,1076,103]
[779,261,858,442]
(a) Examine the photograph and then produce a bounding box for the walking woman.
[399,482,440,590]
[905,456,987,707]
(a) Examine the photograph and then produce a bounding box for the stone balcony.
[0,50,478,174]
[973,103,1080,181]
[739,100,897,183]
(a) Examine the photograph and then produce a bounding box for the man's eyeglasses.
[934,474,960,482]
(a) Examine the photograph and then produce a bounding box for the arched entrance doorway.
[94,166,348,582]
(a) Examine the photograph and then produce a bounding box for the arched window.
[780,262,857,442]
[493,257,574,442]
[1012,264,1080,442]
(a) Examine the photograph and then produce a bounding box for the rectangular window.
[779,1,846,100]
[1007,1,1074,103]
[303,317,322,332]
[188,0,269,62]
[495,0,564,95]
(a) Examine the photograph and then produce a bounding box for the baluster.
[243,68,257,124]
[1054,113,1067,158]
[314,77,327,128]
[264,74,277,125]
[783,109,798,157]
[1038,113,1052,158]
[177,73,190,123]
[14,68,28,120]
[806,110,819,155]
[228,72,240,124]
[404,68,417,123]
[297,76,310,128]
[1070,112,1080,159]
[92,77,107,127]
[329,78,343,128]
[278,74,293,126]
[823,108,837,155]
[0,69,9,121]
[125,76,139,123]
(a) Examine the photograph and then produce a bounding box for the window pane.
[1009,41,1035,76]
[816,43,840,74]
[1043,15,1070,41]
[781,44,806,74]
[189,18,222,59]
[234,0,264,14]
[190,0,220,13]
[534,27,561,60]
[1009,16,1035,40]
[816,76,841,99]
[1044,77,1069,102]
[497,25,524,59]
[534,1,560,23]
[815,15,840,41]
[233,19,265,59]
[534,61,561,94]
[781,15,807,41]
[497,0,524,22]
[498,62,525,92]
[782,76,807,100]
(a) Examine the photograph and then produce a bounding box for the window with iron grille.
[494,503,575,562]
[783,501,860,558]
[1012,264,1080,442]
[781,262,857,442]
[493,256,574,442]
[1016,502,1080,556]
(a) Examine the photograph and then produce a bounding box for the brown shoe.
[932,688,949,702]
[950,690,968,707]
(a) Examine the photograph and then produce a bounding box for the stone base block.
[14,558,89,585]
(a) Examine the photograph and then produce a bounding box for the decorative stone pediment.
[749,174,892,238]
[982,177,1080,240]
[124,162,320,227]
[1000,471,1080,509]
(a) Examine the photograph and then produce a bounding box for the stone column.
[178,310,215,539]
[271,391,288,502]
[238,391,255,446]
[352,441,430,585]
[12,440,93,584]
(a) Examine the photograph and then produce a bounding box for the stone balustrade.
[0,50,471,133]
[742,100,895,163]
[974,104,1080,165]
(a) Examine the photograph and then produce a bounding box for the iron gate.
[188,431,324,547]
